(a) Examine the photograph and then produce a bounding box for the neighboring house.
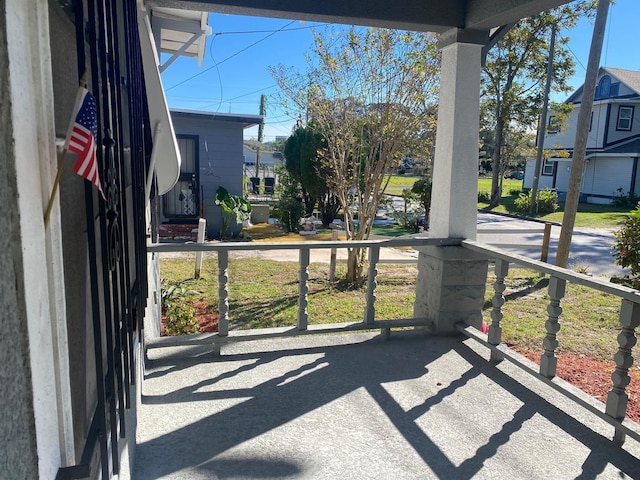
[523,67,640,204]
[243,145,284,173]
[165,109,262,238]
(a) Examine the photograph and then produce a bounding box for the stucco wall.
[0,3,39,477]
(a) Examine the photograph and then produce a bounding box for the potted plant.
[215,186,252,239]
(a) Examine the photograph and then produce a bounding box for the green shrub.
[508,188,521,196]
[613,203,640,284]
[536,189,559,213]
[478,191,491,203]
[513,192,529,211]
[612,187,639,208]
[514,189,558,214]
[275,196,304,232]
[164,303,199,336]
[161,283,199,336]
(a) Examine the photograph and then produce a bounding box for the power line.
[166,20,296,92]
[567,44,586,71]
[226,84,278,102]
[213,23,330,36]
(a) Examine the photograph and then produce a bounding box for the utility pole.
[530,23,557,215]
[556,0,610,267]
[256,94,267,179]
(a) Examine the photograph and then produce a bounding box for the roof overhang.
[144,0,572,33]
[149,6,212,71]
[170,109,263,128]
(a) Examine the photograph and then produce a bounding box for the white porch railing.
[147,237,458,349]
[146,236,640,446]
[462,239,640,446]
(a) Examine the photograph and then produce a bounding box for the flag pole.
[44,71,89,229]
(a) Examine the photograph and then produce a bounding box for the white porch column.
[430,30,486,239]
[415,30,489,334]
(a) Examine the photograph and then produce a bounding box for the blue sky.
[160,0,639,142]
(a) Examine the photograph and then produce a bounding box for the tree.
[613,203,640,288]
[283,123,340,225]
[411,177,433,224]
[273,28,439,282]
[481,1,596,207]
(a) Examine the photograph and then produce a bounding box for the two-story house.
[523,67,640,204]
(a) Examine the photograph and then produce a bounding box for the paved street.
[384,196,626,278]
[476,212,626,278]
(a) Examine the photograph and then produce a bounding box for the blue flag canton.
[76,92,98,140]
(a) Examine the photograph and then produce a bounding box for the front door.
[163,135,199,220]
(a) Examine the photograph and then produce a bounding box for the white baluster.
[489,259,509,362]
[298,248,310,330]
[606,299,640,444]
[364,246,379,325]
[217,250,229,337]
[540,276,566,378]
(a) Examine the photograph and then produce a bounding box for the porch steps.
[158,223,198,240]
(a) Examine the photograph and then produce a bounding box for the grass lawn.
[383,174,421,195]
[477,177,632,229]
[483,267,624,361]
[161,257,418,329]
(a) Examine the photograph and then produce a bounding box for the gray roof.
[566,67,640,104]
[604,67,640,96]
[170,108,263,128]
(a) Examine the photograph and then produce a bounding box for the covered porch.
[6,0,639,478]
[137,236,640,478]
[136,332,640,479]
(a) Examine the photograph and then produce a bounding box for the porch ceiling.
[144,0,572,32]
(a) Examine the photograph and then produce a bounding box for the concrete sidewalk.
[135,332,640,479]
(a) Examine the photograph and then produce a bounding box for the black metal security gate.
[163,135,200,220]
[57,0,150,478]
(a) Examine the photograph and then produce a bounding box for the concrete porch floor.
[135,332,640,479]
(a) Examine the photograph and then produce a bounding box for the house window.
[542,159,555,176]
[617,106,634,131]
[595,75,611,100]
[589,111,593,131]
[547,115,560,134]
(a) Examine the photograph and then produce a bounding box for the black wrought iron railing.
[56,0,149,478]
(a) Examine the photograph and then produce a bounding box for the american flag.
[66,88,105,199]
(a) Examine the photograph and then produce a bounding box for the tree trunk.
[530,24,557,215]
[346,247,365,284]
[490,115,504,207]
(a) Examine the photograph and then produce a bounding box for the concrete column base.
[414,245,489,335]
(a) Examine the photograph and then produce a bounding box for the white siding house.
[524,67,640,204]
